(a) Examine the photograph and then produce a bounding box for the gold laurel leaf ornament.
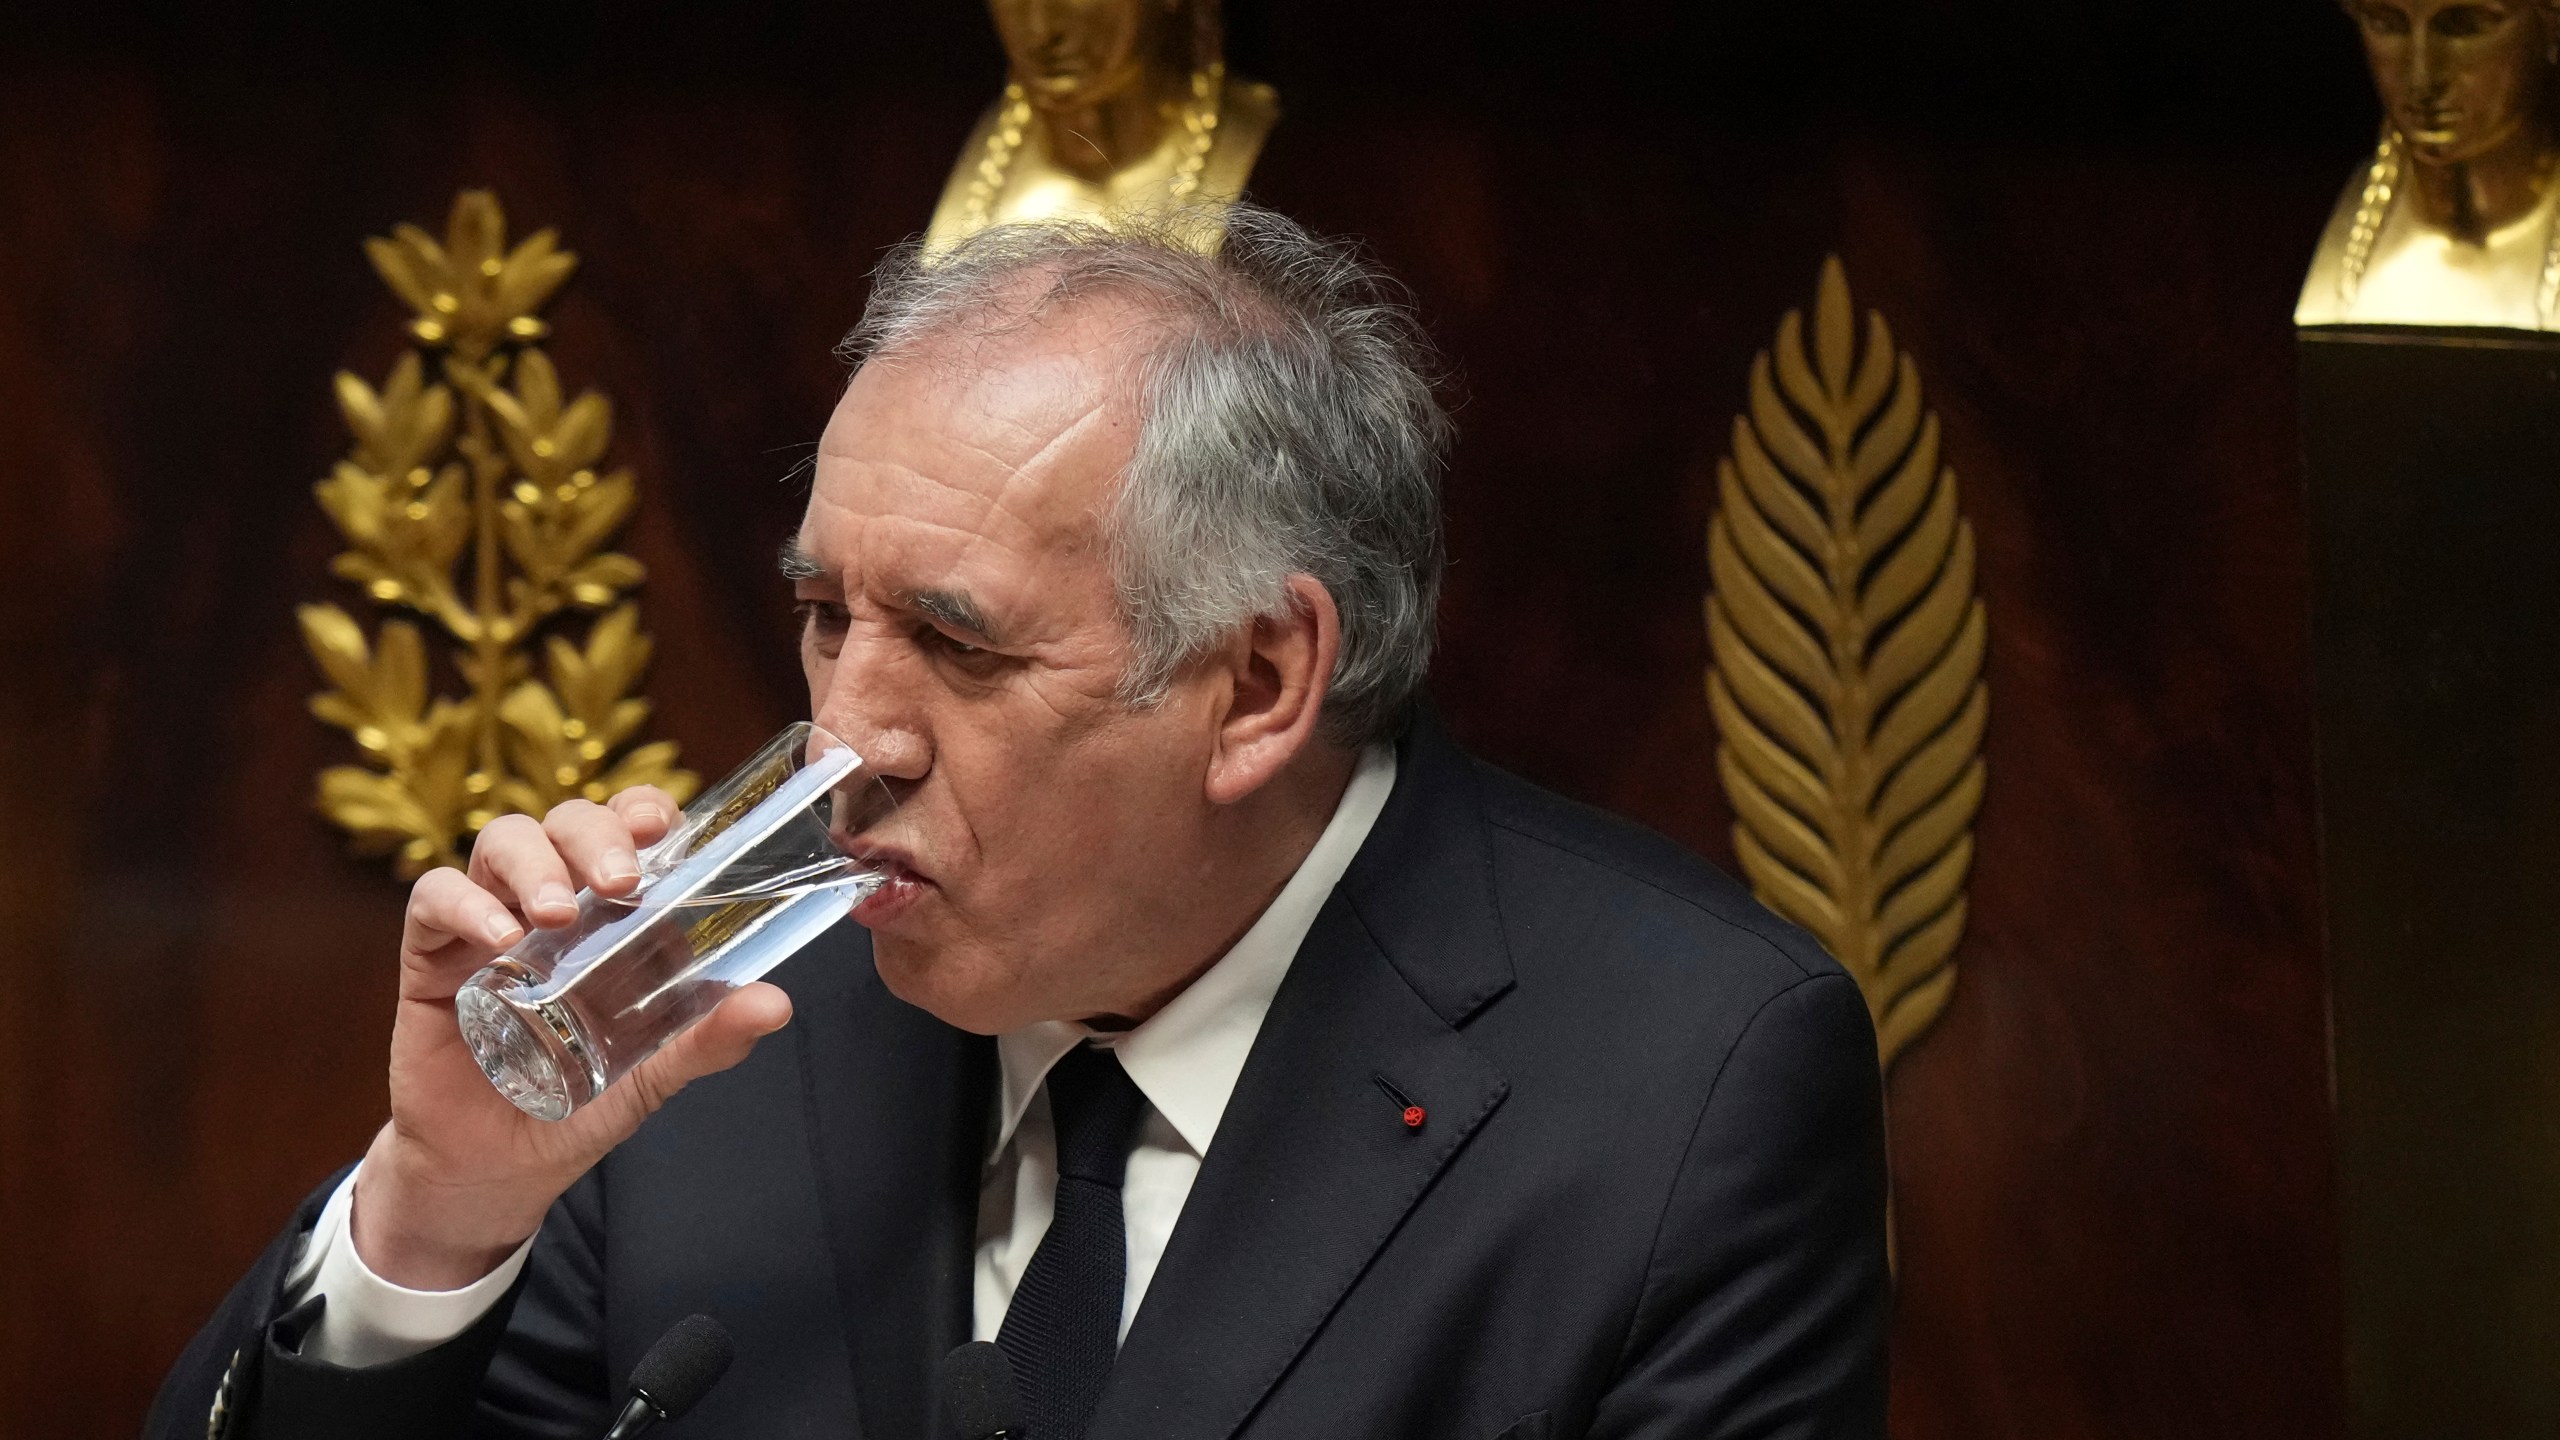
[1705,257,1987,1073]
[302,191,696,878]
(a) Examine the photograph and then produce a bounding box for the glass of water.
[454,721,897,1121]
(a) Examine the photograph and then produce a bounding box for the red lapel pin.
[1373,1073,1425,1132]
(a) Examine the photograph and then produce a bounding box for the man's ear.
[1205,574,1341,806]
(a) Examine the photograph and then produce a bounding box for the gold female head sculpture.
[2300,0,2560,328]
[925,0,1280,252]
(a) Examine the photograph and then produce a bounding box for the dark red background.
[0,3,2364,1434]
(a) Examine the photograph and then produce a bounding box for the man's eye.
[923,626,987,657]
[795,600,850,632]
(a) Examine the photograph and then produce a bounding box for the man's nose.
[813,635,932,783]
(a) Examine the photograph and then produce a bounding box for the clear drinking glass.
[454,721,897,1121]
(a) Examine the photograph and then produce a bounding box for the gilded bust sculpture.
[2299,0,2560,329]
[926,0,1280,251]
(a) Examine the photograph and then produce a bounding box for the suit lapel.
[792,925,993,1440]
[1088,707,1516,1440]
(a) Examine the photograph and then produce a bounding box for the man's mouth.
[851,848,932,927]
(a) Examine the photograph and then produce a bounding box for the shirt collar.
[989,742,1400,1162]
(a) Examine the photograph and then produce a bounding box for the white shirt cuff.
[282,1162,537,1368]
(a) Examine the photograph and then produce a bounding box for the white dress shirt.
[285,743,1397,1367]
[974,743,1396,1341]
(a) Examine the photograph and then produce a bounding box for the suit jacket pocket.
[1490,1411,1553,1440]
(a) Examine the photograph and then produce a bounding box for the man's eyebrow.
[777,539,832,582]
[905,587,998,642]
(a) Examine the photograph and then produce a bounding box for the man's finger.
[469,812,579,928]
[608,785,680,846]
[654,983,794,1084]
[542,799,643,900]
[593,984,795,1127]
[404,865,522,951]
[401,868,523,990]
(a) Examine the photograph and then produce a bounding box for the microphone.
[602,1314,735,1440]
[937,1341,1023,1440]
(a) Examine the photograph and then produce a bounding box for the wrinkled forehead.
[808,299,1156,571]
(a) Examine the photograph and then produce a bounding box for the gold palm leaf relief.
[302,190,696,878]
[1704,256,1988,1070]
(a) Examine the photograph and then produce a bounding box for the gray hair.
[838,204,1451,747]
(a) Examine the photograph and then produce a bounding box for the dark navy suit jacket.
[151,709,1889,1440]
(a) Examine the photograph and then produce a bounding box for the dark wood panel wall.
[0,3,2364,1434]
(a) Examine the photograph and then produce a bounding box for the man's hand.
[350,786,795,1291]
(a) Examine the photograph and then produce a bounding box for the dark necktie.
[996,1043,1152,1440]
